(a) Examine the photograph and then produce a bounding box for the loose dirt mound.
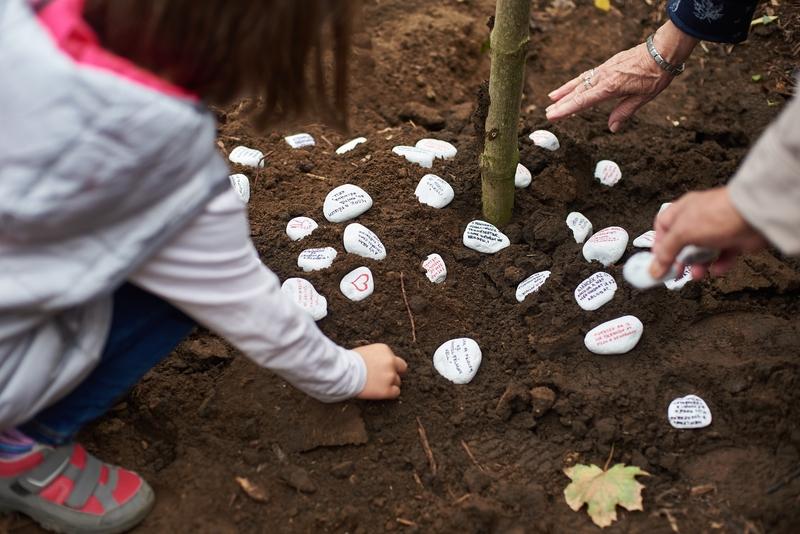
[14,1,800,533]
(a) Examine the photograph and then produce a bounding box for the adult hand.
[546,21,698,132]
[651,187,767,280]
[354,344,408,400]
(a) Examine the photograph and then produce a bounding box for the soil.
[10,1,800,533]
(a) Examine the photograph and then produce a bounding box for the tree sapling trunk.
[480,0,531,226]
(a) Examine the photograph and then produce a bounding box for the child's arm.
[129,188,406,402]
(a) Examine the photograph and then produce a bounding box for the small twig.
[320,134,334,147]
[412,471,424,488]
[603,443,616,471]
[461,440,485,472]
[305,172,329,181]
[767,465,800,494]
[408,119,418,129]
[400,272,417,343]
[454,493,472,505]
[216,140,228,156]
[396,518,418,528]
[416,416,437,475]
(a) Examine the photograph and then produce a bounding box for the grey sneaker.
[0,443,154,533]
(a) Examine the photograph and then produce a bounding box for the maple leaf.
[563,463,649,528]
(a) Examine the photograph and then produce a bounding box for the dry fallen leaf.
[594,0,611,11]
[564,463,649,528]
[235,476,269,504]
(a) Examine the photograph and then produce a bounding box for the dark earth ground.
[7,1,800,533]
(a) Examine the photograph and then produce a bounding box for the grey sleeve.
[728,94,800,256]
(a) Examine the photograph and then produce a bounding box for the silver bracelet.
[646,34,685,76]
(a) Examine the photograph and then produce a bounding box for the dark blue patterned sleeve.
[666,0,759,43]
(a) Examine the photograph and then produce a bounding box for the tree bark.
[480,0,530,226]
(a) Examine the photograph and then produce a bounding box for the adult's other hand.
[546,20,697,132]
[651,187,767,280]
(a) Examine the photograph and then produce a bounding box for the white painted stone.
[668,394,712,429]
[343,223,386,260]
[339,266,374,302]
[566,212,593,243]
[623,251,677,289]
[677,245,718,266]
[415,138,457,159]
[433,338,482,385]
[584,315,644,355]
[284,133,315,148]
[286,217,319,241]
[665,266,694,291]
[463,220,510,254]
[297,247,337,272]
[529,130,560,151]
[422,253,447,284]
[281,278,327,321]
[228,174,250,203]
[515,270,551,302]
[574,272,617,311]
[414,174,454,208]
[633,230,656,248]
[515,163,532,188]
[323,184,373,223]
[582,226,629,266]
[594,160,622,186]
[392,146,435,168]
[229,146,264,168]
[658,202,672,215]
[336,137,367,155]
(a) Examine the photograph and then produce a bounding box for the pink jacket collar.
[37,0,198,101]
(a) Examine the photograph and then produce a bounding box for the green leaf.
[564,463,649,528]
[752,74,762,82]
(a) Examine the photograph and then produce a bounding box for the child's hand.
[353,344,408,400]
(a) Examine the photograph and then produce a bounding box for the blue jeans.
[21,284,195,445]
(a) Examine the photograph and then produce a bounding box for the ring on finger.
[582,68,596,90]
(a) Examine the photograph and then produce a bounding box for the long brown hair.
[83,0,353,129]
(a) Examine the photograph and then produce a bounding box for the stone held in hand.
[286,217,319,241]
[529,130,560,151]
[515,271,551,302]
[633,230,656,248]
[336,137,367,155]
[228,174,250,203]
[574,272,617,311]
[285,133,315,149]
[323,184,373,223]
[463,220,510,254]
[343,223,386,260]
[668,394,712,429]
[677,245,718,266]
[594,160,622,187]
[229,146,265,168]
[515,163,532,188]
[392,146,435,168]
[433,338,482,384]
[582,226,629,266]
[665,266,693,291]
[415,138,457,159]
[339,266,374,302]
[421,253,447,284]
[584,315,644,355]
[566,212,593,243]
[281,278,328,321]
[658,202,672,215]
[623,251,677,289]
[297,247,337,272]
[415,174,454,208]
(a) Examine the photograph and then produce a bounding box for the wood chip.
[235,476,269,503]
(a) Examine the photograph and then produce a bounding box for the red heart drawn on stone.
[350,273,370,291]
